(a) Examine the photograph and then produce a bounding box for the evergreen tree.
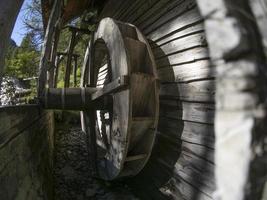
[5,33,39,79]
[23,0,44,47]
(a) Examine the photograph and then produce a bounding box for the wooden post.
[38,0,62,97]
[80,43,90,87]
[48,24,61,87]
[73,55,78,87]
[53,55,64,88]
[64,29,77,88]
[0,0,24,83]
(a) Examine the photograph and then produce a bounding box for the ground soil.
[54,118,139,200]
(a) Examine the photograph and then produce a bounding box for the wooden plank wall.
[0,106,54,200]
[100,0,215,199]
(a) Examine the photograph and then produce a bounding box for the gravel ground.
[54,125,139,200]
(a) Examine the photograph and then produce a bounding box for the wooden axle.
[41,76,128,110]
[42,87,97,110]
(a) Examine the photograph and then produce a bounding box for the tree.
[23,0,44,47]
[5,33,39,79]
[21,0,95,88]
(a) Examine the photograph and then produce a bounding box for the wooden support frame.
[91,75,129,100]
[73,55,78,87]
[53,54,64,88]
[54,52,80,88]
[38,0,62,97]
[48,24,61,87]
[64,29,77,88]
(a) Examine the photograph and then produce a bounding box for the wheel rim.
[81,18,159,180]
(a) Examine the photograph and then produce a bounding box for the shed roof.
[41,0,105,29]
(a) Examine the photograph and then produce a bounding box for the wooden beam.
[48,24,61,87]
[91,75,129,101]
[73,55,78,87]
[64,30,77,88]
[38,0,62,97]
[53,55,64,88]
[42,87,97,110]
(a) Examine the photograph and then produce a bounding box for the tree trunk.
[0,0,24,83]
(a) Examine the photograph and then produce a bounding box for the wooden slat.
[98,65,108,76]
[133,0,178,27]
[170,177,212,200]
[172,172,213,200]
[64,30,77,88]
[92,75,129,100]
[124,38,148,73]
[0,105,43,149]
[141,0,196,36]
[121,0,146,22]
[153,32,207,58]
[152,134,182,167]
[125,154,147,162]
[48,26,60,87]
[174,152,215,196]
[146,7,201,40]
[53,55,64,88]
[73,56,78,87]
[182,142,214,164]
[131,73,156,116]
[153,23,204,46]
[158,118,215,148]
[160,80,215,102]
[155,46,209,68]
[101,0,125,18]
[130,117,154,150]
[158,59,214,83]
[160,100,215,124]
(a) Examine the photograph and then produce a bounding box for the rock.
[54,125,138,199]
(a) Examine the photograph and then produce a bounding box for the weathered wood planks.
[100,0,215,199]
[159,80,215,102]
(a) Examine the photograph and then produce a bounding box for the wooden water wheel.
[81,18,159,180]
